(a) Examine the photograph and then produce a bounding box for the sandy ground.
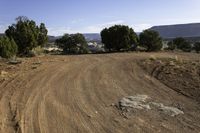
[0,52,200,133]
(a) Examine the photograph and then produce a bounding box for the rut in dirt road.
[0,53,200,133]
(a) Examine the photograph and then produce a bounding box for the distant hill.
[150,23,200,40]
[48,36,61,43]
[1,33,101,42]
[83,33,101,42]
[48,33,101,43]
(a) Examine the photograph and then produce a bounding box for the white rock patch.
[119,95,184,117]
[150,102,184,117]
[119,95,151,110]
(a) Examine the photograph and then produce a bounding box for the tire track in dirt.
[0,53,200,133]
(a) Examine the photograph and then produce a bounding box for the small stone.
[87,114,92,118]
[1,71,8,75]
[110,103,115,106]
[169,61,175,66]
[114,119,119,123]
[32,66,37,69]
[8,60,22,65]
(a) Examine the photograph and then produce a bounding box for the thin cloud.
[132,24,152,32]
[71,19,84,24]
[100,20,125,26]
[48,27,79,36]
[83,20,125,33]
[48,20,125,35]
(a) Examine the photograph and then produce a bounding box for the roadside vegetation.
[101,25,138,52]
[166,37,200,53]
[5,16,48,56]
[167,37,192,52]
[0,36,18,58]
[55,33,89,54]
[139,30,163,51]
[193,42,200,53]
[0,16,200,59]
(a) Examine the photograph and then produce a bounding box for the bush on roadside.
[0,36,18,58]
[173,37,192,52]
[193,42,200,53]
[101,25,138,52]
[167,41,176,50]
[139,30,163,52]
[31,46,45,56]
[56,33,89,54]
[5,16,48,55]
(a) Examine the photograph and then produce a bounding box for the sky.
[0,0,200,36]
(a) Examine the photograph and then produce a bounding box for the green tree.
[167,41,176,50]
[193,42,200,53]
[101,25,138,52]
[173,37,192,52]
[0,36,18,58]
[56,33,88,54]
[5,16,48,55]
[38,23,48,46]
[72,33,88,54]
[139,30,163,51]
[56,34,69,49]
[101,28,111,51]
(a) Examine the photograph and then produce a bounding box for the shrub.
[0,36,18,58]
[31,46,45,56]
[101,25,138,52]
[56,33,89,54]
[167,41,176,50]
[173,37,192,52]
[193,42,200,53]
[139,30,163,52]
[5,16,48,55]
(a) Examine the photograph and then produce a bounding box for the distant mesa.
[48,36,62,43]
[150,23,200,41]
[83,33,101,42]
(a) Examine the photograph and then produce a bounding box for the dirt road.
[0,52,200,133]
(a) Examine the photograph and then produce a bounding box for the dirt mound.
[140,57,200,102]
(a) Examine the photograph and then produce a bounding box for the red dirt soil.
[0,52,200,133]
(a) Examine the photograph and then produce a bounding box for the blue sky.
[0,0,200,35]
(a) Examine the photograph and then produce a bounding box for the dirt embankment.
[140,56,200,103]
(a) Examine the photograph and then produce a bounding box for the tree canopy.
[139,30,163,52]
[56,33,89,54]
[193,42,200,53]
[0,36,18,58]
[5,16,48,55]
[173,37,192,52]
[101,25,138,51]
[167,41,176,50]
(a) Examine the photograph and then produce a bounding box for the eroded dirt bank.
[0,52,200,133]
